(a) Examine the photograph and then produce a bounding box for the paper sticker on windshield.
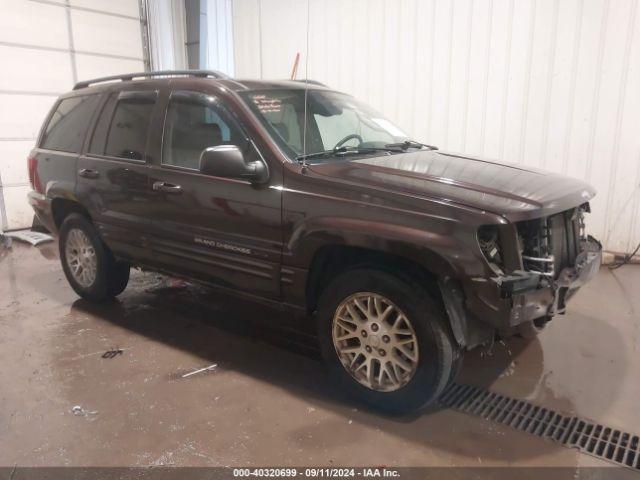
[251,94,282,114]
[371,118,408,138]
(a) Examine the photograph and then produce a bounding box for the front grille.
[548,210,581,273]
[517,208,584,279]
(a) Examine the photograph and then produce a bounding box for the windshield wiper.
[295,146,403,162]
[295,146,351,162]
[385,140,438,151]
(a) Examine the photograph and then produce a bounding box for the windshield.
[239,89,411,161]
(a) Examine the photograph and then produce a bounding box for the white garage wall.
[147,0,187,70]
[200,0,235,75]
[233,0,640,255]
[0,0,146,232]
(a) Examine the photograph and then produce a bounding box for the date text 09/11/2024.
[232,468,400,477]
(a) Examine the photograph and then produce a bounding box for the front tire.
[316,269,457,414]
[59,213,130,302]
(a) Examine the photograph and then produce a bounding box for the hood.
[308,150,596,222]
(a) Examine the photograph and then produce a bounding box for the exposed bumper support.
[497,236,602,324]
[499,236,602,323]
[553,236,602,313]
[444,237,602,347]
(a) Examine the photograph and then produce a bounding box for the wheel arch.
[51,198,92,230]
[303,242,494,352]
[305,244,448,314]
[291,217,487,349]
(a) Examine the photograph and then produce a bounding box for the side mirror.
[199,145,268,184]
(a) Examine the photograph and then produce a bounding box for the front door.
[147,90,282,300]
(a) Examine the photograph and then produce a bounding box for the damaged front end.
[446,204,602,348]
[501,204,602,317]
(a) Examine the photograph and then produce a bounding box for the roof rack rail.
[73,70,230,90]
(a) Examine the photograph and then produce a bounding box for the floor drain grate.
[439,383,640,470]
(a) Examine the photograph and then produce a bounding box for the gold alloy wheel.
[332,292,419,392]
[65,228,97,288]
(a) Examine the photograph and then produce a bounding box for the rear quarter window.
[40,95,100,153]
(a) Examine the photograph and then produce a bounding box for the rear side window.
[40,95,100,153]
[89,91,156,161]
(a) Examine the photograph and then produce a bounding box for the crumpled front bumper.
[466,236,602,328]
[553,236,602,313]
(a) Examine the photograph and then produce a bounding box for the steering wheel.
[333,134,363,150]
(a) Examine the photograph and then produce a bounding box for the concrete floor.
[0,240,639,468]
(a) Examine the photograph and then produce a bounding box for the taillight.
[27,155,42,193]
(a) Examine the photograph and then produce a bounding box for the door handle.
[153,181,182,194]
[78,168,99,179]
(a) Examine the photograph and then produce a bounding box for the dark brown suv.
[28,70,602,413]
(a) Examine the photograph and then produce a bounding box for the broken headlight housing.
[477,225,504,275]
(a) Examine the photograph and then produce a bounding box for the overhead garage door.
[0,0,148,232]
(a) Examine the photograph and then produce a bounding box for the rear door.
[146,89,283,300]
[76,85,159,262]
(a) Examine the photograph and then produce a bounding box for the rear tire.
[316,268,457,414]
[107,261,131,297]
[59,213,130,302]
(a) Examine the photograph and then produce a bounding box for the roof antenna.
[301,0,310,167]
[290,52,300,80]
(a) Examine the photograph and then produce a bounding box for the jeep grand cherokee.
[27,70,602,413]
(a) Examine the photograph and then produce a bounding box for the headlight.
[477,225,504,273]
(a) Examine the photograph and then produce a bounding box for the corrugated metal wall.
[233,0,640,254]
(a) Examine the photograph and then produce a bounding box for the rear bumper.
[27,190,57,234]
[466,236,602,328]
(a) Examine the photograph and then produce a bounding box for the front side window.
[89,92,156,161]
[41,95,100,153]
[240,89,410,161]
[162,93,244,170]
